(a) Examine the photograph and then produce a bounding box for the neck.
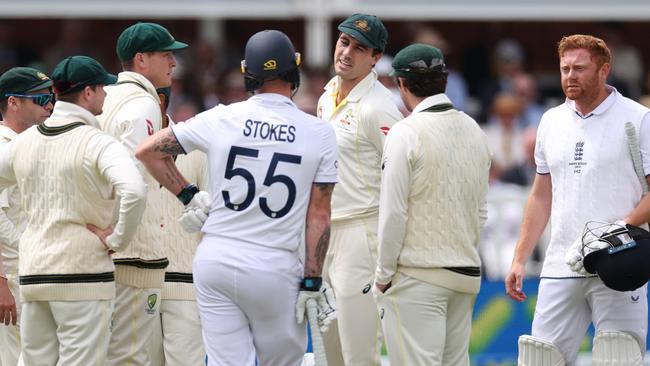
[575,87,610,116]
[257,79,292,98]
[406,95,425,112]
[336,73,369,105]
[2,117,28,134]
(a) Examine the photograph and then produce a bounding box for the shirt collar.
[0,124,18,141]
[565,85,617,119]
[117,71,161,103]
[412,93,453,113]
[324,70,378,104]
[249,93,297,108]
[44,101,101,129]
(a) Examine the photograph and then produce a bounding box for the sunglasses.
[5,92,55,107]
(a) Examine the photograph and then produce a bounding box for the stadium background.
[3,0,650,364]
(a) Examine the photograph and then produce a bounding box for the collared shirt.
[172,93,338,252]
[535,86,650,277]
[317,70,402,221]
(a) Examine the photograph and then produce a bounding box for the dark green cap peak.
[338,14,387,53]
[0,67,53,102]
[391,43,446,77]
[51,55,117,95]
[117,22,188,62]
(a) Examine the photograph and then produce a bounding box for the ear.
[600,62,611,81]
[133,52,147,69]
[371,52,382,67]
[7,96,19,111]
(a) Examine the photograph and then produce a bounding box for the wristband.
[300,276,322,291]
[177,184,199,205]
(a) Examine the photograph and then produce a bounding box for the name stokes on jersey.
[243,119,296,142]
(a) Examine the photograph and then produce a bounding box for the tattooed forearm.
[315,227,330,271]
[314,183,335,194]
[162,157,187,189]
[153,130,185,156]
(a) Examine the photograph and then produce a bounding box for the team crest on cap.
[36,72,50,80]
[354,19,371,33]
[263,60,277,71]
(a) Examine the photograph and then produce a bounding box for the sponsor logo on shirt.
[380,126,390,135]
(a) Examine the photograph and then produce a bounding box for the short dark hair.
[55,85,99,103]
[0,100,7,115]
[121,59,135,71]
[398,71,448,98]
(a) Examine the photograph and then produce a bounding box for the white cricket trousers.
[21,299,113,366]
[107,283,161,366]
[323,216,383,366]
[531,278,647,366]
[150,299,205,366]
[374,273,475,366]
[193,237,305,366]
[0,276,20,366]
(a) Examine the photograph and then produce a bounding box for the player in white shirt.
[316,13,403,366]
[505,34,650,365]
[136,30,338,366]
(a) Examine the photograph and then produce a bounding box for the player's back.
[185,93,336,252]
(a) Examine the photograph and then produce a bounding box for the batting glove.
[296,277,337,333]
[178,190,211,233]
[565,220,626,275]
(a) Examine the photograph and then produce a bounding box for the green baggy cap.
[117,22,188,62]
[0,67,53,102]
[391,43,446,77]
[337,14,387,53]
[51,55,117,95]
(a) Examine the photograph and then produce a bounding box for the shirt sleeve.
[375,124,415,285]
[0,201,20,248]
[639,111,650,176]
[314,123,338,184]
[171,106,224,154]
[534,114,550,175]
[91,134,147,251]
[0,142,17,190]
[113,97,162,159]
[359,99,403,153]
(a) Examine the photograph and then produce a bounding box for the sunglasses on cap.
[5,92,55,107]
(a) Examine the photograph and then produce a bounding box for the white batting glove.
[178,191,211,233]
[296,278,337,333]
[565,236,589,275]
[565,220,627,275]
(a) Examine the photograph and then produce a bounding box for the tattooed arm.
[304,182,335,278]
[135,128,189,195]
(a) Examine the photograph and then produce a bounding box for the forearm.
[304,210,330,278]
[624,177,650,226]
[304,183,334,278]
[136,128,191,196]
[144,156,190,196]
[375,210,406,285]
[512,189,551,266]
[106,180,147,251]
[0,209,20,248]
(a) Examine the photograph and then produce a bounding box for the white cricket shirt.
[536,86,650,277]
[172,93,338,252]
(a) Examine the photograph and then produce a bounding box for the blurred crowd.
[2,19,649,281]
